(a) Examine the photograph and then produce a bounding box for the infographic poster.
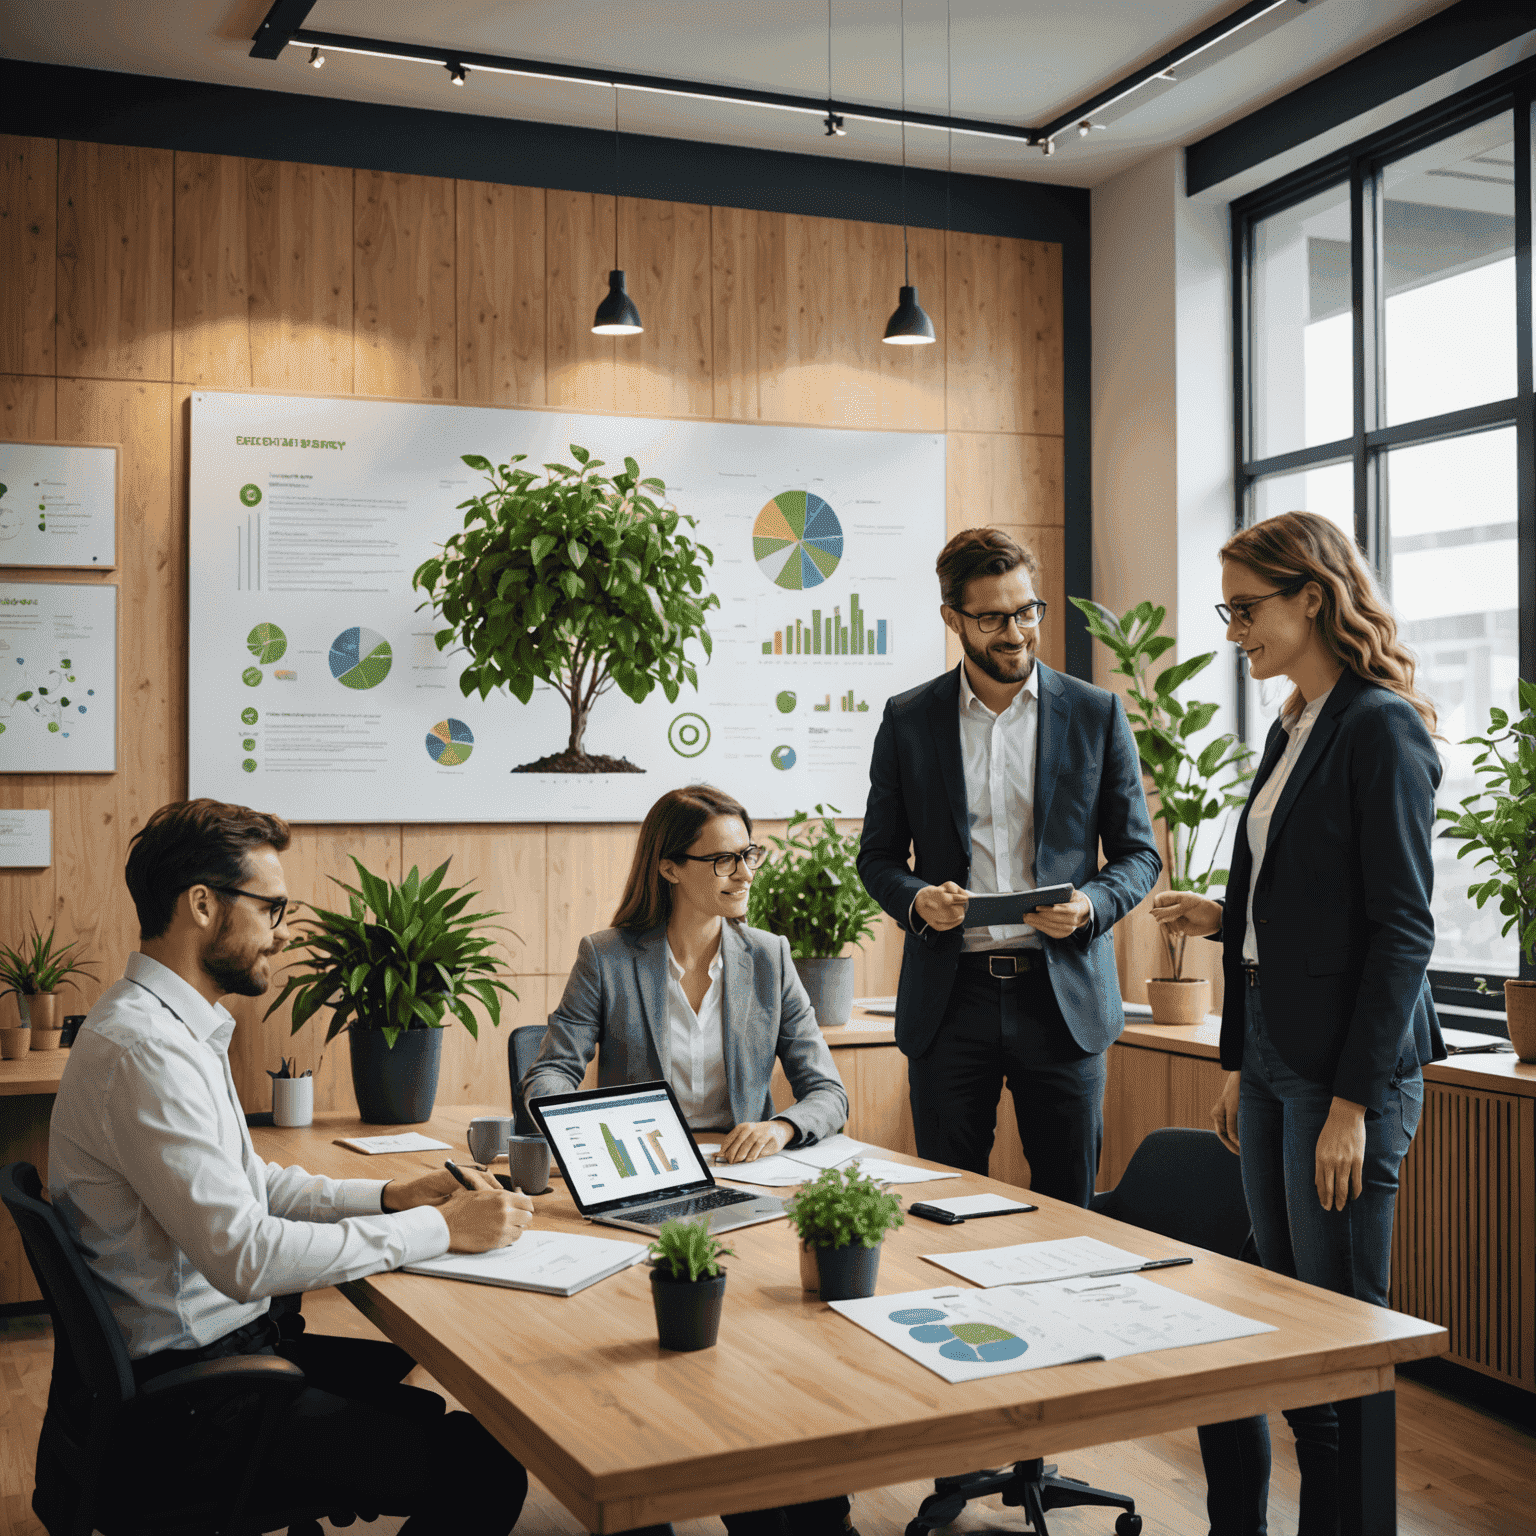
[0,442,118,568]
[187,393,946,823]
[0,582,117,772]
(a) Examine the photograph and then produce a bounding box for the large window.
[1234,74,1534,1016]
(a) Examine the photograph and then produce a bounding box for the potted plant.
[0,918,96,1054]
[1071,598,1254,1025]
[746,805,883,1027]
[647,1218,734,1351]
[786,1163,904,1301]
[265,857,517,1123]
[1437,678,1536,1061]
[414,445,719,773]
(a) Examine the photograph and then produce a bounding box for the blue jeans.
[1199,987,1422,1536]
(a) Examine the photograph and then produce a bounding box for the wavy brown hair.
[1221,512,1437,735]
[611,785,754,931]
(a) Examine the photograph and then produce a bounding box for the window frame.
[1231,64,1536,1016]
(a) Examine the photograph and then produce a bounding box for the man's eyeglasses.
[1215,579,1307,627]
[210,885,290,929]
[675,845,769,877]
[952,600,1048,633]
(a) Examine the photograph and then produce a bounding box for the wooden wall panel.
[57,143,173,382]
[709,205,784,422]
[947,431,1063,527]
[0,135,57,376]
[546,190,617,412]
[173,152,253,387]
[546,824,638,977]
[456,180,545,407]
[354,171,456,400]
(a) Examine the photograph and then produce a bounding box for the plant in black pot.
[647,1218,734,1352]
[266,857,517,1124]
[745,805,882,1027]
[786,1163,904,1302]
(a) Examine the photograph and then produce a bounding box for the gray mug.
[466,1115,513,1166]
[506,1134,552,1195]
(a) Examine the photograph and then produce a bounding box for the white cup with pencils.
[270,1059,314,1128]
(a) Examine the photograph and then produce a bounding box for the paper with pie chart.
[187,392,944,822]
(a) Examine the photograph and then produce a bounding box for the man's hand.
[715,1118,795,1164]
[1022,889,1092,940]
[381,1167,464,1212]
[914,882,968,932]
[1152,890,1224,938]
[1211,1071,1241,1156]
[439,1166,535,1253]
[1315,1097,1366,1211]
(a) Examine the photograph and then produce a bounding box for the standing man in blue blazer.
[857,528,1160,1204]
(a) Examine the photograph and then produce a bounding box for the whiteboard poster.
[0,583,117,773]
[187,393,946,823]
[0,809,50,866]
[0,442,119,568]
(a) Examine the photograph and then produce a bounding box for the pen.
[443,1159,478,1192]
[1087,1256,1194,1277]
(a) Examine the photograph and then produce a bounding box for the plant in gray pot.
[786,1164,904,1302]
[745,805,882,1027]
[647,1218,734,1351]
[266,857,517,1124]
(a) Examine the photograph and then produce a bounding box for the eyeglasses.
[210,885,290,929]
[1215,580,1306,627]
[952,600,1048,633]
[676,845,769,877]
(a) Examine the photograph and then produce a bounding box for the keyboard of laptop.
[637,1187,758,1222]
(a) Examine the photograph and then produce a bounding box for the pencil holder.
[273,1075,313,1128]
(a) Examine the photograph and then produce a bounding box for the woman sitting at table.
[521,783,855,1536]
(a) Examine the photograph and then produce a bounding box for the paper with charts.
[923,1235,1156,1288]
[830,1277,1276,1384]
[186,392,945,822]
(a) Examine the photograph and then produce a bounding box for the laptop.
[529,1080,788,1237]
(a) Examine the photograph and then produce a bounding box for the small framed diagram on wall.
[0,582,117,773]
[0,441,120,570]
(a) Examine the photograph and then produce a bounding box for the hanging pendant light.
[883,0,936,346]
[593,81,643,336]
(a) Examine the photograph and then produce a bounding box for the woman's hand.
[1315,1097,1366,1210]
[1152,890,1224,938]
[715,1118,795,1164]
[1211,1071,1242,1156]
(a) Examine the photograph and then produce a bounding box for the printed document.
[925,1235,1152,1287]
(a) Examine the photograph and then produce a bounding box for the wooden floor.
[3,1289,1531,1536]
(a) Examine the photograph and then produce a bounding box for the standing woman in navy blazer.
[1154,512,1444,1536]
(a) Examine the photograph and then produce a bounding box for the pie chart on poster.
[753,491,843,590]
[328,627,393,690]
[426,718,474,766]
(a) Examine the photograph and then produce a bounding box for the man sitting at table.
[46,797,534,1536]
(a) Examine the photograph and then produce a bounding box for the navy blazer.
[857,661,1162,1059]
[1219,668,1446,1111]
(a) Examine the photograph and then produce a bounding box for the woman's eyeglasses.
[951,600,1048,633]
[676,845,769,877]
[210,885,290,928]
[1215,580,1306,627]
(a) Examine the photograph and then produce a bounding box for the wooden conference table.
[253,1106,1446,1535]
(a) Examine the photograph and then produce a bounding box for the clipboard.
[962,883,1074,927]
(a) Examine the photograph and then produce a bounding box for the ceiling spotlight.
[1078,120,1091,137]
[446,62,467,86]
[1041,139,1055,156]
[308,46,324,69]
[593,270,643,335]
[824,111,846,137]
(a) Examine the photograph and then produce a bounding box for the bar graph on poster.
[187,393,945,823]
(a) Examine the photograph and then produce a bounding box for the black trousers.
[907,958,1106,1206]
[129,1297,527,1536]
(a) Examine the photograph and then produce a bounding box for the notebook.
[403,1229,648,1296]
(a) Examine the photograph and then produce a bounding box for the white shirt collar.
[124,951,236,1047]
[959,657,1039,718]
[1283,683,1335,736]
[665,938,724,982]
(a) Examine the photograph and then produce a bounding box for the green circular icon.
[246,622,287,664]
[241,706,259,725]
[242,667,263,687]
[775,690,797,714]
[243,737,256,751]
[47,721,60,733]
[240,484,263,507]
[242,758,257,773]
[770,744,797,770]
[667,712,711,758]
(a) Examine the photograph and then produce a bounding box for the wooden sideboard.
[0,1050,70,1308]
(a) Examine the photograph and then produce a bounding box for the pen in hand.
[444,1159,479,1192]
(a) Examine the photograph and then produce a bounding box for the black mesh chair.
[0,1160,346,1536]
[507,1022,548,1134]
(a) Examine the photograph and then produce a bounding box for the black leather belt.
[1242,962,1261,988]
[957,950,1043,979]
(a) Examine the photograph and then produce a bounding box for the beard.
[200,908,273,998]
[959,626,1035,687]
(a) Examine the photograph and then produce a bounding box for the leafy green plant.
[413,446,718,769]
[785,1164,905,1251]
[265,857,517,1050]
[745,805,882,959]
[647,1217,735,1282]
[1437,677,1536,966]
[0,918,95,998]
[1070,598,1254,981]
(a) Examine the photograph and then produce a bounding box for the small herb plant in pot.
[647,1218,734,1351]
[0,918,96,1053]
[786,1164,904,1301]
[745,805,882,1027]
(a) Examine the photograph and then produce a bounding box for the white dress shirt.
[1243,686,1334,962]
[48,952,449,1359]
[664,940,731,1130]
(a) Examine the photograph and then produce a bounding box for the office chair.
[904,1129,1252,1536]
[507,1022,548,1134]
[1,1161,355,1536]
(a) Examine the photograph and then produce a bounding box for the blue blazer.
[857,661,1162,1059]
[1219,667,1446,1111]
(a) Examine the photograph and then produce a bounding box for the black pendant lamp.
[593,83,643,336]
[883,0,936,346]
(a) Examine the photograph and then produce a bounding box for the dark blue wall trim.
[0,57,1092,679]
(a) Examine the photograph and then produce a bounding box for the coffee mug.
[272,1075,313,1129]
[466,1115,513,1166]
[506,1134,552,1195]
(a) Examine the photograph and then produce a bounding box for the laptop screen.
[535,1083,713,1211]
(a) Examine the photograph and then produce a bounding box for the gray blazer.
[521,922,849,1146]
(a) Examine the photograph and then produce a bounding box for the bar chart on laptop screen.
[542,1092,695,1202]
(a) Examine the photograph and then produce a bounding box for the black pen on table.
[1087,1256,1194,1277]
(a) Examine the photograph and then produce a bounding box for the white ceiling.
[0,0,1467,187]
